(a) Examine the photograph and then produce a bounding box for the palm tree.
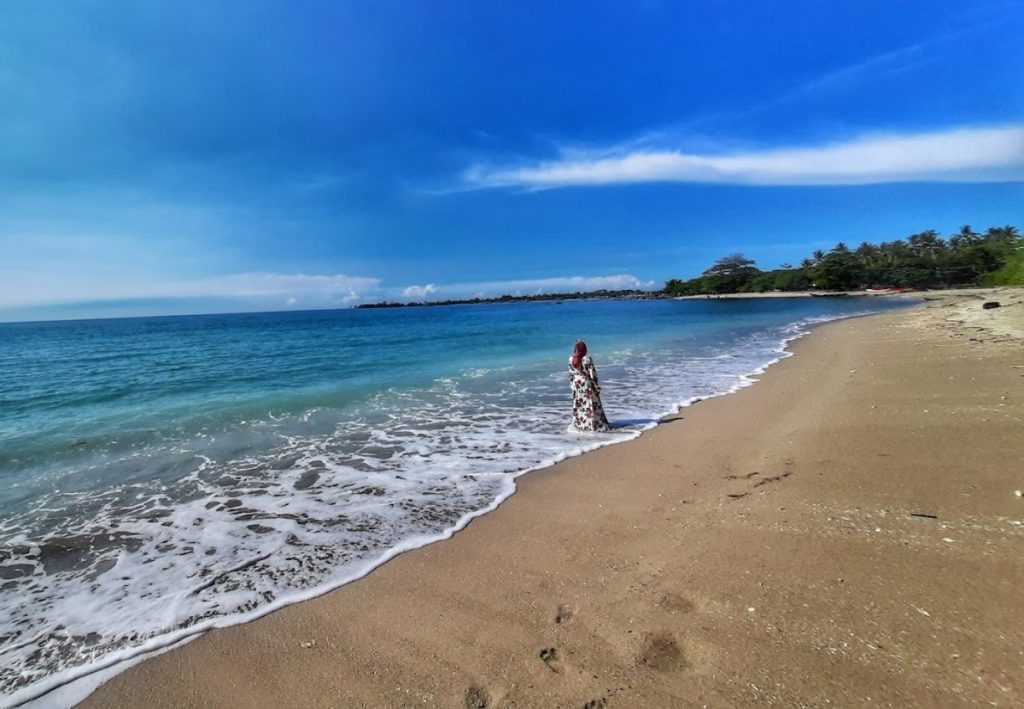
[878,240,910,266]
[904,231,946,263]
[854,242,879,269]
[984,226,1021,245]
[949,225,980,249]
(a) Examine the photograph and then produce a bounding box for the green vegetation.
[664,225,1023,296]
[982,251,1024,286]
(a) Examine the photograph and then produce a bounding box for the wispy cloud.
[781,40,932,101]
[744,26,987,119]
[398,274,655,300]
[462,124,1024,190]
[686,20,1000,134]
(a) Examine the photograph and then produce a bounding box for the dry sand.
[81,290,1024,708]
[921,287,1024,343]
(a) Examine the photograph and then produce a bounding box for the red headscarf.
[571,340,587,369]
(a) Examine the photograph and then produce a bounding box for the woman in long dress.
[568,340,610,432]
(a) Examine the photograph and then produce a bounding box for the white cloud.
[463,124,1024,190]
[402,283,437,298]
[398,274,655,300]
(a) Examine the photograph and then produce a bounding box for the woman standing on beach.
[569,340,610,432]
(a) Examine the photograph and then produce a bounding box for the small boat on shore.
[809,291,850,297]
[866,286,914,295]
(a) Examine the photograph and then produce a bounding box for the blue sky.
[1,0,1022,320]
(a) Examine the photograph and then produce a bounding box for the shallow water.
[0,297,913,704]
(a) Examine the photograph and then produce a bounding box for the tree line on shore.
[664,225,1023,296]
[355,289,650,308]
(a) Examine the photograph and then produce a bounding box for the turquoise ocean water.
[0,297,913,704]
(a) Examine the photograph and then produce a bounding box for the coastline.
[76,289,1024,707]
[1,299,905,707]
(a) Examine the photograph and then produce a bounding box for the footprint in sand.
[752,471,791,488]
[724,471,761,480]
[657,592,694,614]
[637,631,685,671]
[464,685,490,708]
[539,646,564,674]
[555,603,574,624]
[583,698,608,709]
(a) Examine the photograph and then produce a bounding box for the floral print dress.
[569,354,610,432]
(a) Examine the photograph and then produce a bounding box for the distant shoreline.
[354,289,659,308]
[356,287,954,309]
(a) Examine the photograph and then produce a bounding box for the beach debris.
[300,639,316,649]
[982,301,1001,309]
[942,537,955,543]
[912,605,931,617]
[747,607,756,613]
[910,513,939,520]
[726,493,748,500]
[1014,490,1022,498]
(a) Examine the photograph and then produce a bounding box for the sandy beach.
[80,289,1024,708]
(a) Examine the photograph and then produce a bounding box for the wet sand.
[81,289,1024,708]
